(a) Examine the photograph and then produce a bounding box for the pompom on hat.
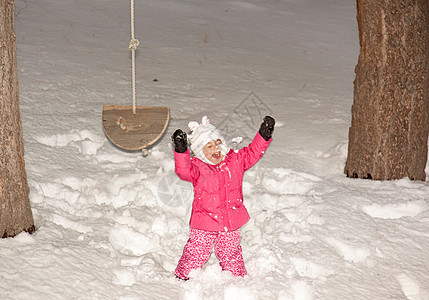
[188,116,229,165]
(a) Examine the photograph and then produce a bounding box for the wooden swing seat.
[102,105,170,150]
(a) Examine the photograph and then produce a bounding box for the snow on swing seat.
[102,105,170,150]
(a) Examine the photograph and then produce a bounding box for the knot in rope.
[129,38,140,51]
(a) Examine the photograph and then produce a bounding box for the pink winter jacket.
[174,132,272,232]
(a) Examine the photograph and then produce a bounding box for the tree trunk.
[0,0,35,237]
[345,0,429,181]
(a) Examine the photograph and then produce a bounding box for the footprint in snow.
[325,237,370,263]
[362,200,427,220]
[396,273,429,300]
[261,168,321,195]
[290,257,333,280]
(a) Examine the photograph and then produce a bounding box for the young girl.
[171,115,275,280]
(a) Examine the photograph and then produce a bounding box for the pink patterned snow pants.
[175,228,247,280]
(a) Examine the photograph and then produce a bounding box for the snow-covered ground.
[1,0,428,299]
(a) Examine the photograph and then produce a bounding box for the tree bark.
[0,0,35,237]
[345,0,429,181]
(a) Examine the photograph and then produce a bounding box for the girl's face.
[202,139,224,165]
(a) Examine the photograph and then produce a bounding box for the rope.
[129,0,140,114]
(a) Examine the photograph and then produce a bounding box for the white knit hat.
[188,116,229,165]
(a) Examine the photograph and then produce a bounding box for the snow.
[1,0,428,299]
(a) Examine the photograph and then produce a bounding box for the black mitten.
[172,129,188,153]
[259,116,275,141]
